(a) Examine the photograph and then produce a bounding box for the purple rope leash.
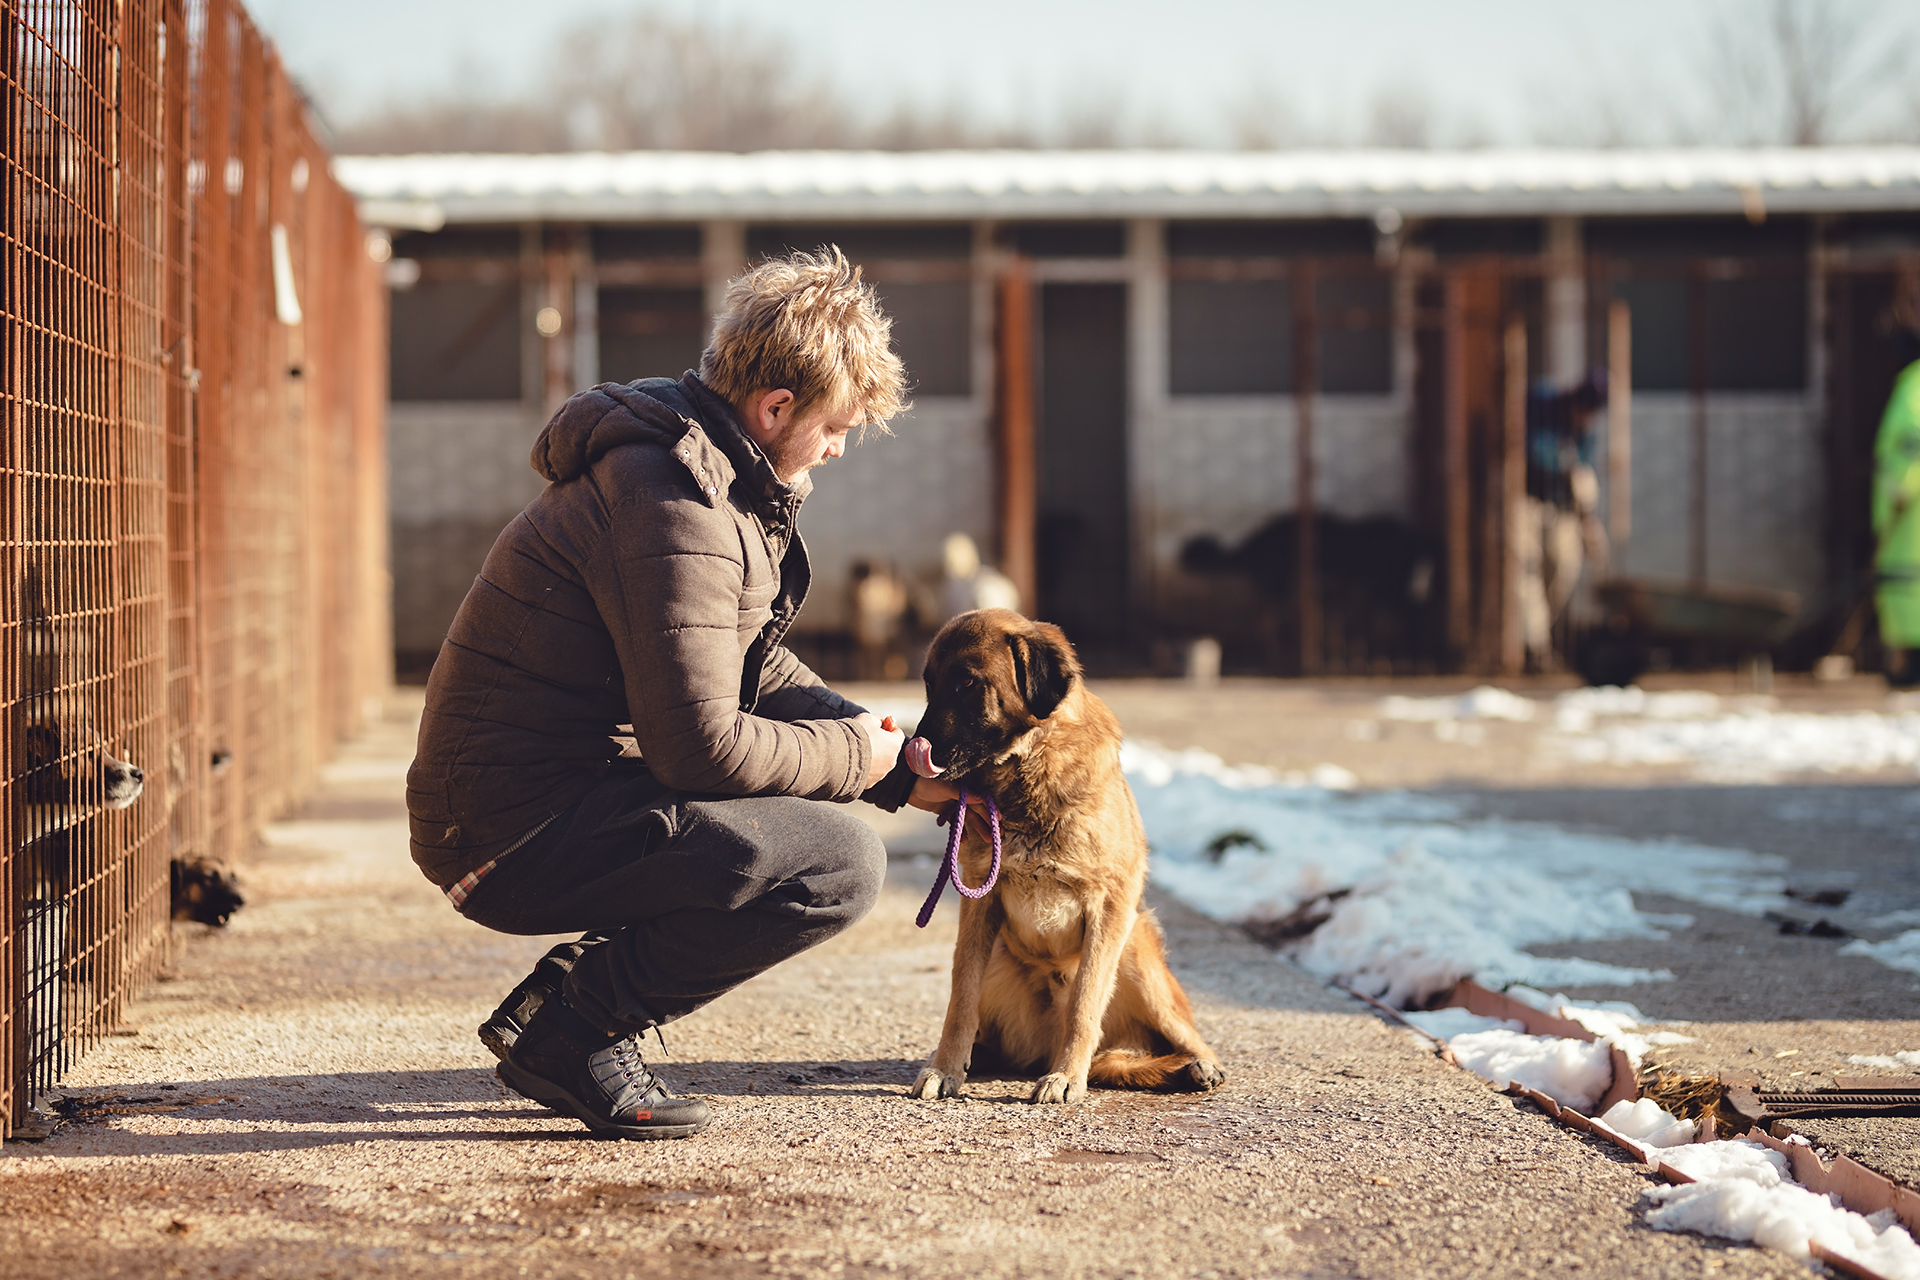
[914,787,1002,928]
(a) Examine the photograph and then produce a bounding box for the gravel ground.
[1,681,1913,1278]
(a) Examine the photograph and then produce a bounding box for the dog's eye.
[952,673,977,692]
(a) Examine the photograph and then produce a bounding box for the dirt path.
[0,687,1898,1278]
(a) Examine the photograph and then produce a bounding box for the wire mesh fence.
[1,0,389,1135]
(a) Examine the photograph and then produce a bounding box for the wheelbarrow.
[1577,577,1800,686]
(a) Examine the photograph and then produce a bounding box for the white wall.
[1607,392,1826,607]
[796,396,993,632]
[1140,394,1410,571]
[388,401,545,655]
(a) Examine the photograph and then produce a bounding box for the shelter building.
[337,148,1920,677]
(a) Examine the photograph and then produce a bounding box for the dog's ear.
[1008,623,1077,721]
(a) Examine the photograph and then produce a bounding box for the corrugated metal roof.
[334,148,1920,227]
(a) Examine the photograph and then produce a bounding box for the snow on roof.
[334,148,1920,228]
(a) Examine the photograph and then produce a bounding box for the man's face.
[754,394,861,484]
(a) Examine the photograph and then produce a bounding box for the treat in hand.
[881,716,897,732]
[904,736,945,778]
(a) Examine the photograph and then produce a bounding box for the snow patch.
[1600,1097,1697,1149]
[1551,686,1725,733]
[1127,740,1785,1005]
[1400,1008,1523,1039]
[1443,1028,1614,1113]
[1380,685,1537,722]
[1545,690,1920,780]
[1645,1180,1920,1277]
[1842,930,1920,976]
[1846,1049,1920,1070]
[1613,1112,1920,1279]
[1657,1138,1791,1187]
[1499,987,1697,1065]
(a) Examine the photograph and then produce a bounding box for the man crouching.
[406,249,925,1139]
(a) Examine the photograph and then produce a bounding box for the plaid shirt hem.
[442,812,561,910]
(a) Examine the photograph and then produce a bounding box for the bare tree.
[1224,83,1306,151]
[335,9,857,154]
[1363,84,1436,149]
[554,12,852,151]
[334,96,570,154]
[1702,0,1910,144]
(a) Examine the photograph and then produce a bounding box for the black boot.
[478,934,610,1061]
[497,993,710,1140]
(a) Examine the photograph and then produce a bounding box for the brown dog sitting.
[906,607,1225,1104]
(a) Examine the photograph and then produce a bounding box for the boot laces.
[586,1035,663,1102]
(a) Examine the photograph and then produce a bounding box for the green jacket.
[1873,359,1920,646]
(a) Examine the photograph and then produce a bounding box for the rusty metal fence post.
[0,0,389,1136]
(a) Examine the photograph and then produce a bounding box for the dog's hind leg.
[909,893,1005,1100]
[1101,911,1225,1091]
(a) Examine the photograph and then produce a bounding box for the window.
[1000,222,1125,258]
[746,223,971,263]
[1612,276,1689,392]
[1170,279,1292,394]
[1169,220,1373,259]
[1317,274,1392,393]
[1609,271,1806,392]
[590,225,701,261]
[387,227,524,401]
[1706,273,1806,390]
[1168,274,1391,395]
[879,281,971,396]
[390,280,521,401]
[598,288,707,384]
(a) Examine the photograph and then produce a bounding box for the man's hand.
[853,712,905,790]
[906,776,991,842]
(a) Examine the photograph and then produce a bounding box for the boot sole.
[495,1061,709,1141]
[477,1019,518,1062]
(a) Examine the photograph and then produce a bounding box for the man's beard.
[761,431,817,484]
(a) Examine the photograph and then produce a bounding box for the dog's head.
[22,720,145,810]
[171,857,244,927]
[916,608,1081,781]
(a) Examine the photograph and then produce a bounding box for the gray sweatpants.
[457,771,887,1035]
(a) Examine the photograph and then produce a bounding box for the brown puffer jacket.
[406,373,910,887]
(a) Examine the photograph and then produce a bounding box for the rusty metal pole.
[1294,260,1321,676]
[1,0,21,1135]
[1608,298,1632,546]
[159,0,203,967]
[1442,274,1470,667]
[994,259,1036,615]
[1500,317,1528,675]
[1688,266,1708,587]
[195,0,236,875]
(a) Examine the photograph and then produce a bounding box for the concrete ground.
[2,678,1915,1278]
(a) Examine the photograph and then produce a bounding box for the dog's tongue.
[904,736,945,778]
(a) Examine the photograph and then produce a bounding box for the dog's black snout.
[127,766,144,782]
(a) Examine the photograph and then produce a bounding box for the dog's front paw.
[1029,1072,1085,1105]
[1186,1059,1227,1091]
[908,1067,963,1100]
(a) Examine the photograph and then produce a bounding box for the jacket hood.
[530,377,698,484]
[529,373,810,513]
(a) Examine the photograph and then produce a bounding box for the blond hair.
[700,247,909,432]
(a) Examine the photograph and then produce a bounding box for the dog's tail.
[1087,1049,1200,1090]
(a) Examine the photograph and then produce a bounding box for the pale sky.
[252,0,1916,149]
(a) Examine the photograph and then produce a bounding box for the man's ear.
[744,388,795,445]
[1008,623,1077,721]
